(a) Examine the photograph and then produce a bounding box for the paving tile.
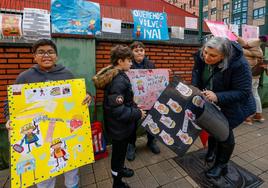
[80,173,95,186]
[172,177,196,188]
[148,163,172,185]
[136,167,159,188]
[96,178,112,188]
[243,163,263,176]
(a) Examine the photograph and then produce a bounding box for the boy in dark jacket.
[5,39,91,188]
[93,45,146,188]
[126,41,160,161]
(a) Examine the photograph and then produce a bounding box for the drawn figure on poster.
[88,19,96,33]
[136,79,145,94]
[20,121,41,153]
[154,101,169,114]
[40,89,45,96]
[159,130,174,145]
[66,114,83,132]
[136,25,141,37]
[16,154,36,188]
[50,138,68,167]
[176,129,193,145]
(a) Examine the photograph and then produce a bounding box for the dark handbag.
[252,61,264,77]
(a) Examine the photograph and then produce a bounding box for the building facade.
[165,0,199,15]
[202,0,266,27]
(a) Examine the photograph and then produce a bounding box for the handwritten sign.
[205,20,237,41]
[126,69,169,110]
[242,24,259,41]
[132,10,169,41]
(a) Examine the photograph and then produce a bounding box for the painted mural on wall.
[8,79,94,188]
[132,10,169,41]
[51,0,101,35]
[126,69,169,110]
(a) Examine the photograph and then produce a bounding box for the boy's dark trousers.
[111,138,129,177]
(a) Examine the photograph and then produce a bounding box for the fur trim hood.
[92,65,120,89]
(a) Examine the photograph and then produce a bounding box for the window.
[193,0,196,6]
[242,12,247,24]
[190,0,192,8]
[253,7,266,19]
[223,17,229,24]
[242,0,248,11]
[203,11,208,19]
[211,8,217,15]
[233,0,241,13]
[183,3,186,9]
[223,3,229,10]
[203,0,208,6]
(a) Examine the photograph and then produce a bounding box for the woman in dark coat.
[192,37,256,179]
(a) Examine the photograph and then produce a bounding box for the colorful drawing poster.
[205,20,237,41]
[22,8,51,40]
[0,14,22,37]
[8,79,94,188]
[242,24,259,41]
[102,17,121,34]
[141,79,203,156]
[51,0,101,35]
[132,10,169,41]
[126,69,169,110]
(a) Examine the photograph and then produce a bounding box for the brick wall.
[95,42,200,102]
[0,42,200,124]
[0,46,34,124]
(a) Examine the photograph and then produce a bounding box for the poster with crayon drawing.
[126,69,169,110]
[8,79,94,188]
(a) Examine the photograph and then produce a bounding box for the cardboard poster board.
[132,10,169,41]
[141,80,203,156]
[8,79,94,188]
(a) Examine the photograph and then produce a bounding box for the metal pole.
[198,0,203,43]
[264,0,268,34]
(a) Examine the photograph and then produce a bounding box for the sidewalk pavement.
[2,108,268,188]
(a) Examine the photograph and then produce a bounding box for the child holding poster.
[93,45,146,188]
[5,39,91,188]
[126,41,160,161]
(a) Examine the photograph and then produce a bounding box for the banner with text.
[132,10,169,41]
